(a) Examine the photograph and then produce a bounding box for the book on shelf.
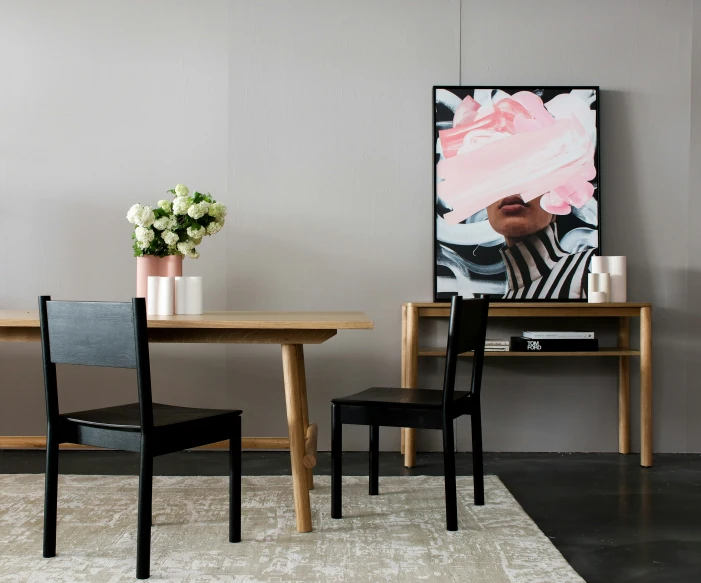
[522,331,595,340]
[485,346,509,352]
[485,339,510,345]
[510,336,599,352]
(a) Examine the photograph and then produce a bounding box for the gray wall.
[0,0,699,453]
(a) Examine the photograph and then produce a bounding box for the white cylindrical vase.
[157,276,175,316]
[591,256,626,302]
[588,272,611,302]
[184,277,203,315]
[607,257,627,302]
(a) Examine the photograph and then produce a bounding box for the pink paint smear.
[437,91,597,223]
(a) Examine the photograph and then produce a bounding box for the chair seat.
[61,402,242,431]
[332,387,470,409]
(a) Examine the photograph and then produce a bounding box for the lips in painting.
[498,195,528,215]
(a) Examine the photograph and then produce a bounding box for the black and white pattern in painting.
[434,87,600,301]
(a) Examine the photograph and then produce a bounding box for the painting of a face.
[434,87,600,301]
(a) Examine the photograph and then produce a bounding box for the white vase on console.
[591,256,626,302]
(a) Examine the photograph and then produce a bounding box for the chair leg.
[43,430,59,558]
[331,404,342,519]
[369,425,379,496]
[229,417,242,543]
[472,408,485,506]
[136,451,153,580]
[443,420,458,531]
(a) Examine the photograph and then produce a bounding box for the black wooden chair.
[331,296,488,531]
[38,296,242,580]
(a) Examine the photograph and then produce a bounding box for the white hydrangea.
[152,217,170,230]
[187,225,206,239]
[175,184,189,198]
[206,221,223,235]
[187,249,200,259]
[177,240,195,255]
[134,226,155,245]
[173,197,190,215]
[137,240,151,250]
[126,204,155,227]
[126,204,141,224]
[208,202,227,219]
[187,201,210,220]
[153,215,177,231]
[158,200,172,212]
[161,230,179,246]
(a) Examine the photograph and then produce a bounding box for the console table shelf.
[419,348,642,357]
[401,301,653,468]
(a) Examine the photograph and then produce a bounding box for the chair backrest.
[38,296,154,430]
[442,296,489,412]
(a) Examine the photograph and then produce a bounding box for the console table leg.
[404,306,419,468]
[400,305,407,455]
[640,307,653,467]
[618,317,630,454]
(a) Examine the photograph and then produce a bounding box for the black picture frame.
[433,85,601,303]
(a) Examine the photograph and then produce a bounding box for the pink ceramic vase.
[136,255,183,305]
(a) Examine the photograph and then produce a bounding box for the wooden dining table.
[0,309,374,533]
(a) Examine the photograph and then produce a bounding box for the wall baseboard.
[0,436,291,451]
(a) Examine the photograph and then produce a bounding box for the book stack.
[485,339,510,352]
[510,331,598,352]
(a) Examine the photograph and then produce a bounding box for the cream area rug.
[0,474,584,582]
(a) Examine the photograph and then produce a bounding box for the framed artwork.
[434,86,600,301]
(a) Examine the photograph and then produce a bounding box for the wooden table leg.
[404,306,419,468]
[281,344,313,532]
[640,307,653,467]
[618,317,630,454]
[400,305,407,455]
[295,345,314,490]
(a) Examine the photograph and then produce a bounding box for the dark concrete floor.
[1,450,700,583]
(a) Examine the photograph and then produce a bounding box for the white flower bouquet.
[126,185,226,259]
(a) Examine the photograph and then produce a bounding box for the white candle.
[185,277,203,315]
[174,277,187,315]
[157,277,175,316]
[146,277,160,316]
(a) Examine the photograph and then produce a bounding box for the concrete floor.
[1,450,700,583]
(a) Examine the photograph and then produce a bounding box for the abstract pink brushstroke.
[437,91,597,221]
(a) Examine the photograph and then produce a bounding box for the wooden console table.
[0,310,374,533]
[400,302,652,467]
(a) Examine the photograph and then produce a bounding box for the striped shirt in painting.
[499,223,596,300]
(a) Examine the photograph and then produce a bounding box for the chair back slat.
[45,301,138,368]
[442,297,489,411]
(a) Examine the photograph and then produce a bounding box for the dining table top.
[0,310,374,331]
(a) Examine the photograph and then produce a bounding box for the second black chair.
[331,296,489,531]
[39,296,242,580]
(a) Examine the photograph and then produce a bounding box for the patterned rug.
[0,474,583,582]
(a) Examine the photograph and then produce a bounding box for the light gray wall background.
[0,0,699,453]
